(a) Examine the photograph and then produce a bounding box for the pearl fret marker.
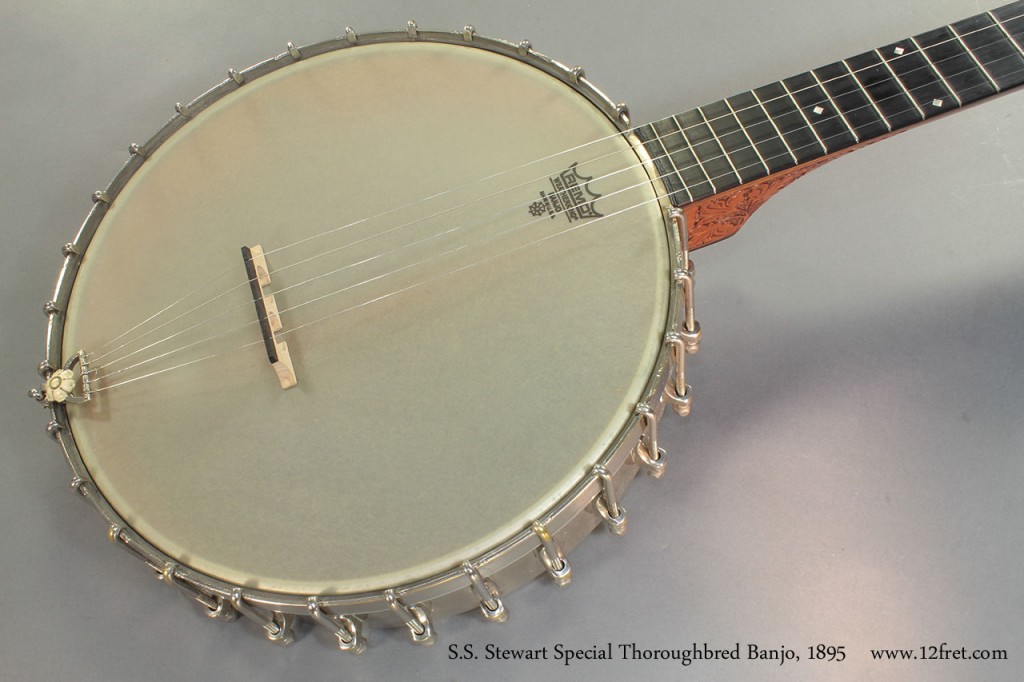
[812,105,825,115]
[931,98,943,107]
[893,46,905,56]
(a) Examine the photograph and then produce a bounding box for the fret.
[844,59,891,130]
[700,100,769,182]
[745,89,798,168]
[696,106,744,183]
[808,68,862,141]
[782,73,858,152]
[753,81,824,162]
[872,48,926,120]
[844,50,923,128]
[914,26,997,105]
[952,13,1024,92]
[989,11,1024,58]
[908,36,962,106]
[675,110,742,192]
[992,3,1024,53]
[649,117,715,198]
[722,97,772,176]
[634,123,693,205]
[950,23,1001,92]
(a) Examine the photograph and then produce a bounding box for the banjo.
[30,1,1023,655]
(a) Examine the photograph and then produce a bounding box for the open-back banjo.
[29,1,1022,656]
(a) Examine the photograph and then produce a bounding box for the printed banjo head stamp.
[528,162,605,222]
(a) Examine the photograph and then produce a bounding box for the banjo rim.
[39,24,687,632]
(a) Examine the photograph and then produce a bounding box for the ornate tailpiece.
[30,351,93,406]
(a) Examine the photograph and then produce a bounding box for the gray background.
[2,1,1021,680]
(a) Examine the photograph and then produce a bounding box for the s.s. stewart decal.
[528,162,604,223]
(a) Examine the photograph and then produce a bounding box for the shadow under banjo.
[31,3,1023,652]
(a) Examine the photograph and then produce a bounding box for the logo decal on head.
[529,162,604,223]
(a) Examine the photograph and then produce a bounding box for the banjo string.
[87,22,1019,363]
[89,30,1017,373]
[93,60,981,391]
[91,20,1007,361]
[87,24,1014,365]
[91,47,984,395]
[91,270,237,358]
[90,55,1018,383]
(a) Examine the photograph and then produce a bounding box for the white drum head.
[63,40,671,594]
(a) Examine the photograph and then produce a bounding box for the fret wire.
[950,24,1001,91]
[673,114,718,193]
[874,48,926,119]
[809,70,860,141]
[952,57,1024,99]
[988,11,1024,57]
[909,36,963,105]
[779,81,828,154]
[843,59,892,131]
[751,89,799,164]
[724,98,770,174]
[696,106,743,185]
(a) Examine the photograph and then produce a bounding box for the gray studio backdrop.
[2,1,1021,681]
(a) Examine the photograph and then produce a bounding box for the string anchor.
[30,350,93,405]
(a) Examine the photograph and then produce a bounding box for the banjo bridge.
[241,244,297,390]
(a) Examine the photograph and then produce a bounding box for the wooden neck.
[636,1,1024,250]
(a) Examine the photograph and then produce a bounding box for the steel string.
[90,56,1024,391]
[89,23,1023,374]
[89,19,1021,365]
[89,16,1022,361]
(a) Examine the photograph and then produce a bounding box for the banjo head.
[43,27,685,635]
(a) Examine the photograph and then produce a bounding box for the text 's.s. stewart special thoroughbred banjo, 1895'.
[31,3,1022,652]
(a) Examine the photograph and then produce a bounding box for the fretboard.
[636,1,1024,207]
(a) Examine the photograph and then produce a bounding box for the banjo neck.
[635,2,1024,250]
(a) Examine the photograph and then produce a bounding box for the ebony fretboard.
[636,1,1024,206]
